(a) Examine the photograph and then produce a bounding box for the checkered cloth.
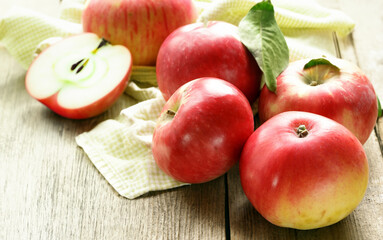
[75,83,185,198]
[0,0,355,199]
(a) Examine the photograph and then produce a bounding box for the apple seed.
[70,58,85,71]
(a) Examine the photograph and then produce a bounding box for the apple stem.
[166,109,176,116]
[158,109,177,122]
[296,125,309,138]
[92,38,110,54]
[302,58,340,86]
[309,80,318,86]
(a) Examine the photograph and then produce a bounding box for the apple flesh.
[82,0,198,66]
[258,57,378,144]
[156,21,262,103]
[152,77,254,183]
[240,111,369,230]
[25,33,132,119]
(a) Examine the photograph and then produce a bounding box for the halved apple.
[25,33,132,119]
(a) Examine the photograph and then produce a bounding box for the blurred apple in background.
[82,0,198,66]
[258,57,377,144]
[152,77,254,184]
[156,21,262,103]
[240,111,369,230]
[25,33,132,119]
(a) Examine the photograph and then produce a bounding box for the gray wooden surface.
[1,0,382,239]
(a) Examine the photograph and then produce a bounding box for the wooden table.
[1,0,382,239]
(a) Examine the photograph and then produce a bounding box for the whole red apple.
[25,33,132,119]
[156,21,262,103]
[258,57,377,144]
[82,0,198,66]
[152,77,254,183]
[240,111,369,230]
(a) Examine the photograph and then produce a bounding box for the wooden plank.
[296,133,383,239]
[227,164,297,239]
[336,0,383,99]
[335,0,383,153]
[334,0,383,238]
[227,51,383,240]
[0,9,227,240]
[228,0,383,239]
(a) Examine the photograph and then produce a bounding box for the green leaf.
[378,97,382,120]
[238,0,289,92]
[303,58,340,70]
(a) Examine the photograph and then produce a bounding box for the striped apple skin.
[82,0,198,66]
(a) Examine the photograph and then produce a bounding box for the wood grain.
[0,36,226,240]
[335,1,383,238]
[227,0,383,239]
[1,0,383,239]
[337,0,383,99]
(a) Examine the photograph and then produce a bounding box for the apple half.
[25,33,132,119]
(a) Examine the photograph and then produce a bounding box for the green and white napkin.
[0,0,355,199]
[75,83,188,198]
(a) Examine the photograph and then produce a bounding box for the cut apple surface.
[26,33,132,119]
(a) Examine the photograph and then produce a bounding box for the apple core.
[54,53,108,88]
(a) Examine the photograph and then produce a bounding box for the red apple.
[152,77,254,183]
[258,57,377,144]
[240,111,369,230]
[25,33,132,119]
[82,0,198,66]
[156,21,262,103]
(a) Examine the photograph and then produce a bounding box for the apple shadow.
[228,192,356,240]
[140,176,228,236]
[227,164,359,239]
